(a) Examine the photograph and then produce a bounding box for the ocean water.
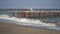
[0,11,12,16]
[0,11,60,30]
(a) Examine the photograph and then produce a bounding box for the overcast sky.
[0,0,60,9]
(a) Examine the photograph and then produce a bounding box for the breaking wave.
[0,14,56,27]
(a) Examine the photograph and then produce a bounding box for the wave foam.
[0,14,56,27]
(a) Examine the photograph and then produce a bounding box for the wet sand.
[0,22,60,34]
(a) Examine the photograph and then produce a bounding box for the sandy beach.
[0,22,60,34]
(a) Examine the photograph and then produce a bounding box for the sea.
[0,11,60,30]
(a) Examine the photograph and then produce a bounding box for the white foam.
[0,14,56,27]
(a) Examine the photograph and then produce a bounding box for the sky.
[0,0,60,9]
